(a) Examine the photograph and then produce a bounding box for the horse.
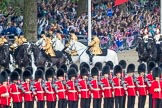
[146,37,157,62]
[65,40,119,65]
[14,43,31,68]
[156,39,162,65]
[28,43,66,68]
[0,44,10,69]
[136,36,150,63]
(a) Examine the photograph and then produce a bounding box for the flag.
[115,0,128,6]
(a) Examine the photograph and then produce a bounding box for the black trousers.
[123,94,126,108]
[0,105,10,108]
[81,98,90,108]
[13,102,22,108]
[103,97,114,108]
[93,98,101,108]
[115,96,123,108]
[149,94,152,108]
[152,98,162,108]
[138,95,146,108]
[68,100,78,108]
[37,101,45,108]
[47,101,56,108]
[24,101,34,108]
[58,99,67,108]
[127,96,135,108]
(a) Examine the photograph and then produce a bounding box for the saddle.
[96,49,107,56]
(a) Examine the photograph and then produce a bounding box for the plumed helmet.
[35,69,44,80]
[60,64,67,73]
[0,71,8,83]
[138,63,146,74]
[127,63,135,73]
[80,62,90,72]
[119,60,127,69]
[10,71,19,82]
[147,61,156,73]
[4,68,11,76]
[105,61,114,70]
[114,65,122,75]
[80,67,88,76]
[152,67,162,79]
[102,65,110,75]
[91,67,99,76]
[45,67,54,80]
[68,67,77,79]
[94,62,102,71]
[57,68,65,77]
[25,66,33,75]
[23,70,31,81]
[70,63,78,73]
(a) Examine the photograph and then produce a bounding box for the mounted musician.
[0,35,8,46]
[87,35,102,64]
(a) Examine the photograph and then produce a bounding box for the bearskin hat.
[114,65,122,75]
[0,71,8,83]
[80,62,90,72]
[95,62,102,71]
[57,68,65,77]
[25,66,33,75]
[147,61,156,73]
[35,69,44,80]
[10,71,19,82]
[102,65,110,75]
[4,68,11,76]
[48,67,55,75]
[45,68,54,80]
[105,61,114,70]
[70,63,78,73]
[60,64,67,73]
[80,67,88,76]
[119,60,127,69]
[152,67,162,79]
[68,67,77,79]
[127,64,135,73]
[14,68,22,76]
[37,66,45,72]
[138,63,146,74]
[91,67,99,76]
[23,70,31,81]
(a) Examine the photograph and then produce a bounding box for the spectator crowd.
[0,0,160,51]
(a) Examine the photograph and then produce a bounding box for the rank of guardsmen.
[0,60,162,108]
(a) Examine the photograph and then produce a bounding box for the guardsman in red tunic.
[45,67,57,108]
[150,67,162,108]
[146,61,156,108]
[34,69,45,108]
[137,63,148,108]
[79,67,91,108]
[101,65,114,108]
[113,65,125,108]
[119,60,127,108]
[125,64,136,108]
[67,68,79,108]
[55,68,67,108]
[10,71,23,108]
[105,61,114,79]
[0,71,10,108]
[22,70,34,108]
[90,67,102,108]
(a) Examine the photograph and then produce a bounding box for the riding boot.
[66,53,73,64]
[89,54,94,65]
[47,54,52,63]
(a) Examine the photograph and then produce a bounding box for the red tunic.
[150,80,162,99]
[101,78,113,98]
[0,85,10,106]
[22,82,33,101]
[67,80,78,101]
[10,83,22,102]
[113,77,125,96]
[45,81,56,101]
[90,79,102,98]
[34,81,45,101]
[137,76,148,95]
[147,73,153,94]
[55,80,67,99]
[79,79,90,98]
[125,76,136,96]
